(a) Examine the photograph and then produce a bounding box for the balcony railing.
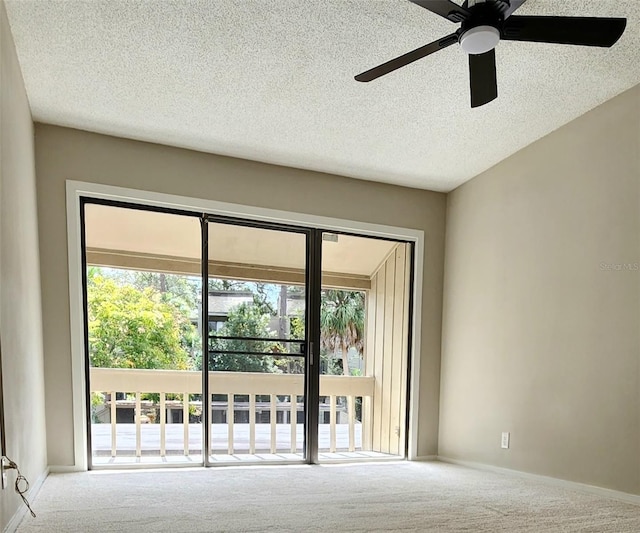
[90,367,374,458]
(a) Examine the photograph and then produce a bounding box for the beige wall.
[440,85,640,494]
[0,1,48,528]
[34,124,447,466]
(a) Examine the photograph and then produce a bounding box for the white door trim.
[66,180,425,469]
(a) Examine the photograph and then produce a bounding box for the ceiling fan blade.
[502,0,528,19]
[502,16,627,47]
[408,0,471,23]
[355,33,459,82]
[469,50,497,108]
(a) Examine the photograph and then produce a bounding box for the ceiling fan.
[354,0,627,108]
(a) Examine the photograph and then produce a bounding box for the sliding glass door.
[83,202,203,466]
[317,233,412,462]
[204,220,311,463]
[82,199,413,468]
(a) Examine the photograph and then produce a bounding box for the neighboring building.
[206,290,254,332]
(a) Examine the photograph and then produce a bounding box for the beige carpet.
[17,461,640,532]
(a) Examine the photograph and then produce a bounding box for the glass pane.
[207,222,306,462]
[319,233,411,461]
[84,204,203,466]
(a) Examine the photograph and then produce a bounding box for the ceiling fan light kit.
[355,0,627,108]
[460,25,500,55]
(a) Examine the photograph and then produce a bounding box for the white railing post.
[348,395,355,452]
[290,393,297,453]
[135,392,142,458]
[159,392,166,457]
[183,393,189,456]
[227,393,234,455]
[249,395,256,454]
[270,394,277,454]
[362,396,373,451]
[110,391,117,457]
[329,395,337,453]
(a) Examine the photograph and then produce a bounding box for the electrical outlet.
[501,432,510,449]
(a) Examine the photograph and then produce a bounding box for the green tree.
[320,290,365,376]
[88,275,191,370]
[136,272,201,361]
[208,303,279,373]
[274,313,305,374]
[90,268,201,360]
[132,272,199,310]
[253,282,278,316]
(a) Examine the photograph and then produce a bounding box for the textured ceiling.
[5,0,640,192]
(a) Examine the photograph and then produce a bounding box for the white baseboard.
[437,456,640,506]
[412,455,437,461]
[48,465,85,474]
[4,467,49,533]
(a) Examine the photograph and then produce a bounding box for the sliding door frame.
[79,197,204,469]
[67,181,424,471]
[80,198,322,467]
[201,214,320,465]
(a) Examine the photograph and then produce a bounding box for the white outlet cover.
[501,432,510,449]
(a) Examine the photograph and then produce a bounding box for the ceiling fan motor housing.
[459,1,505,55]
